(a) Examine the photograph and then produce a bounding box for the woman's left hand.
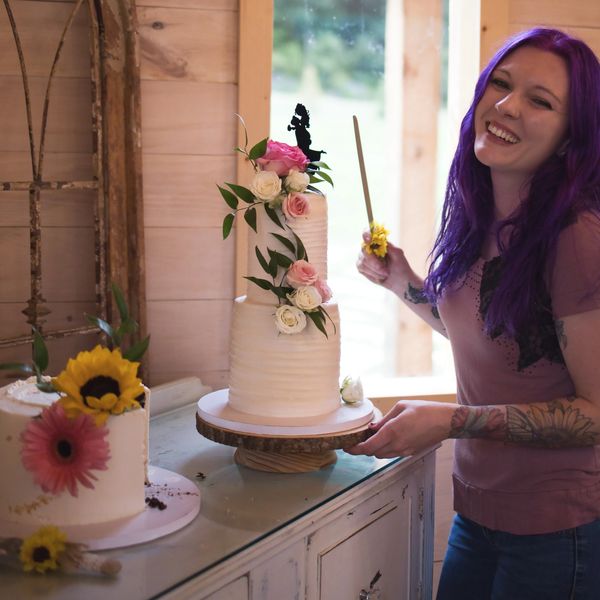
[344,400,455,458]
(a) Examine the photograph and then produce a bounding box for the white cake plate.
[198,388,374,436]
[0,466,201,551]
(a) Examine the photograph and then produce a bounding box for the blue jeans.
[436,514,600,600]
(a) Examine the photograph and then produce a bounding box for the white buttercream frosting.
[0,379,149,526]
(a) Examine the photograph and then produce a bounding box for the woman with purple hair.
[349,28,600,599]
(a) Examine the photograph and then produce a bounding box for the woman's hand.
[356,232,413,294]
[345,400,455,458]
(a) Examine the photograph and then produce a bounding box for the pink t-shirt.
[437,211,600,534]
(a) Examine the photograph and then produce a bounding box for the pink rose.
[282,193,311,219]
[257,140,309,176]
[286,260,319,289]
[314,278,332,302]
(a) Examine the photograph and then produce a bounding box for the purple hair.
[424,28,600,336]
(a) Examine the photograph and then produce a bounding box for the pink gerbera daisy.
[21,402,111,497]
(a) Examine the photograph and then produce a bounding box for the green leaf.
[271,233,296,255]
[272,286,292,300]
[32,329,49,373]
[86,314,116,341]
[269,250,293,269]
[248,137,268,160]
[111,282,129,322]
[234,113,249,150]
[267,255,279,278]
[0,362,34,374]
[255,246,271,274]
[222,213,235,239]
[218,185,239,210]
[292,231,308,261]
[264,204,285,230]
[123,335,151,362]
[317,171,334,187]
[244,206,257,232]
[244,276,273,291]
[321,306,338,335]
[311,161,331,170]
[306,184,324,195]
[117,317,138,336]
[36,381,56,393]
[306,310,328,338]
[225,183,256,204]
[309,174,323,184]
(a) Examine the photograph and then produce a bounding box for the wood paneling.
[0,76,92,153]
[140,80,236,154]
[146,299,232,384]
[138,6,237,82]
[144,227,235,300]
[143,154,236,228]
[0,0,91,77]
[136,0,237,10]
[0,228,30,301]
[0,151,94,180]
[509,0,600,27]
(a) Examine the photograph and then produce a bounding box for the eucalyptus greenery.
[0,283,150,391]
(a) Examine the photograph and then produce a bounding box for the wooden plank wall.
[481,0,600,66]
[137,0,239,389]
[0,0,97,372]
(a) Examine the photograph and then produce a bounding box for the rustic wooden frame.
[0,0,146,351]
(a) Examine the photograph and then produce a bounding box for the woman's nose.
[495,93,520,118]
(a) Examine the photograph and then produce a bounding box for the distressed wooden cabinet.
[0,400,436,600]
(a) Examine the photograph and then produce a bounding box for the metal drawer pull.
[359,570,382,599]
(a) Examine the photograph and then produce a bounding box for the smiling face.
[474,46,570,184]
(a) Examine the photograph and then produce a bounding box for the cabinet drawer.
[203,576,249,600]
[319,503,411,600]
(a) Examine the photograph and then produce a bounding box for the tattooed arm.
[356,237,447,337]
[347,308,600,457]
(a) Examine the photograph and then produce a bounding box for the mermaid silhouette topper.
[287,103,325,163]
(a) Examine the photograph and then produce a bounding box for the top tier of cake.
[245,194,328,304]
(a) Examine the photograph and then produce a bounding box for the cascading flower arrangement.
[0,284,150,499]
[218,116,335,336]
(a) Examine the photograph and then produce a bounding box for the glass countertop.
[0,402,406,599]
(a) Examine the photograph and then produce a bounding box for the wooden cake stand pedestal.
[196,389,377,473]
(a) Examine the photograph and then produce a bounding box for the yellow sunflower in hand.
[20,526,67,573]
[53,345,144,426]
[363,221,389,258]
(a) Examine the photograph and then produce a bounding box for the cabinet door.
[319,502,411,600]
[204,576,249,600]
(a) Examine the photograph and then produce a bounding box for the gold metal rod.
[352,115,374,227]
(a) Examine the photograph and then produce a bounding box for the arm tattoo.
[404,283,441,320]
[449,400,599,448]
[449,406,507,440]
[555,319,567,350]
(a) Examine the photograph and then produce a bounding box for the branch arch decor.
[0,0,146,351]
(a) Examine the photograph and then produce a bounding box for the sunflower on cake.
[197,106,374,467]
[0,284,149,575]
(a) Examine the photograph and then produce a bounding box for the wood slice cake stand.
[196,389,377,473]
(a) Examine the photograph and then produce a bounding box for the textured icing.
[0,379,149,526]
[229,298,341,418]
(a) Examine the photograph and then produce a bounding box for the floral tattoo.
[450,400,599,448]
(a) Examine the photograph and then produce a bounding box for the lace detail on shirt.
[479,257,564,371]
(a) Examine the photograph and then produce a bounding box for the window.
[271,0,455,387]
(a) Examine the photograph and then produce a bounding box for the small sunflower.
[363,221,389,258]
[20,526,67,574]
[53,345,144,426]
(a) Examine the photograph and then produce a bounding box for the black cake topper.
[287,103,325,163]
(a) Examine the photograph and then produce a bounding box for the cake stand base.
[234,447,338,473]
[197,389,378,473]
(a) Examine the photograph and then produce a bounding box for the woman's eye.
[490,77,509,89]
[532,97,552,109]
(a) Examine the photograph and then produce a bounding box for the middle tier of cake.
[228,296,341,419]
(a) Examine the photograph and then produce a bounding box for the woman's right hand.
[356,232,412,294]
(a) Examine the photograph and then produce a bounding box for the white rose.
[288,286,322,311]
[274,304,307,334]
[284,168,310,193]
[340,376,364,404]
[250,171,282,201]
